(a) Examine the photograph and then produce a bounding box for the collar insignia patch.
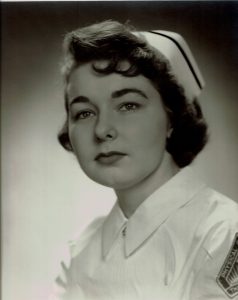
[216,233,238,298]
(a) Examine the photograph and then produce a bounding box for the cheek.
[68,126,91,159]
[126,114,168,149]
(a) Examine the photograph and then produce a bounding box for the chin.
[85,170,133,190]
[90,176,127,189]
[94,173,148,191]
[82,162,157,190]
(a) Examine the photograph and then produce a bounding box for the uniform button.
[122,227,127,237]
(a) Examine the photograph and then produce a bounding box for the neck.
[115,152,179,218]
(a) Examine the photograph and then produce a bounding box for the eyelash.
[73,110,95,120]
[72,102,141,121]
[119,102,141,112]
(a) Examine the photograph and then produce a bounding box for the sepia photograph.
[1,1,238,300]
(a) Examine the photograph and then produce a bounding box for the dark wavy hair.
[58,20,208,168]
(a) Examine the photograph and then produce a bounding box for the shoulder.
[50,217,106,298]
[188,188,238,299]
[196,186,238,224]
[69,216,106,258]
[194,187,238,255]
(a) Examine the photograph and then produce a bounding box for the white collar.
[102,167,206,258]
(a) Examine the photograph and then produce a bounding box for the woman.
[51,21,238,300]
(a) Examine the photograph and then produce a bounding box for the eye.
[119,102,140,112]
[74,110,95,120]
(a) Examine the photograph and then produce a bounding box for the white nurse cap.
[134,30,205,101]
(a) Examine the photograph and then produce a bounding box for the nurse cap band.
[134,30,205,101]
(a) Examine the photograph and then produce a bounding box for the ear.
[165,111,173,139]
[167,127,173,139]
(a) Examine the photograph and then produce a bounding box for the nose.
[94,113,117,142]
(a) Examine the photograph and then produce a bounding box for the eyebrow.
[69,96,90,108]
[68,88,148,108]
[111,88,148,99]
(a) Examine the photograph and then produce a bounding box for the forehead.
[66,61,160,103]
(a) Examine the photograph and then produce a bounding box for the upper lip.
[95,151,126,160]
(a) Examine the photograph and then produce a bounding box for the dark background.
[1,2,238,300]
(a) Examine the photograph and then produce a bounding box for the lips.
[95,151,126,165]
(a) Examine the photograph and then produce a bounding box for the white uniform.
[50,167,238,300]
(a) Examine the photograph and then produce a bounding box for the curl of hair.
[166,100,208,167]
[58,20,208,167]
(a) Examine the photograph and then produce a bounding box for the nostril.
[95,127,117,142]
[106,133,113,139]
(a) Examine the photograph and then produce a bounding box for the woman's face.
[66,61,169,190]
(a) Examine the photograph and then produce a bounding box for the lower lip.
[96,154,125,165]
